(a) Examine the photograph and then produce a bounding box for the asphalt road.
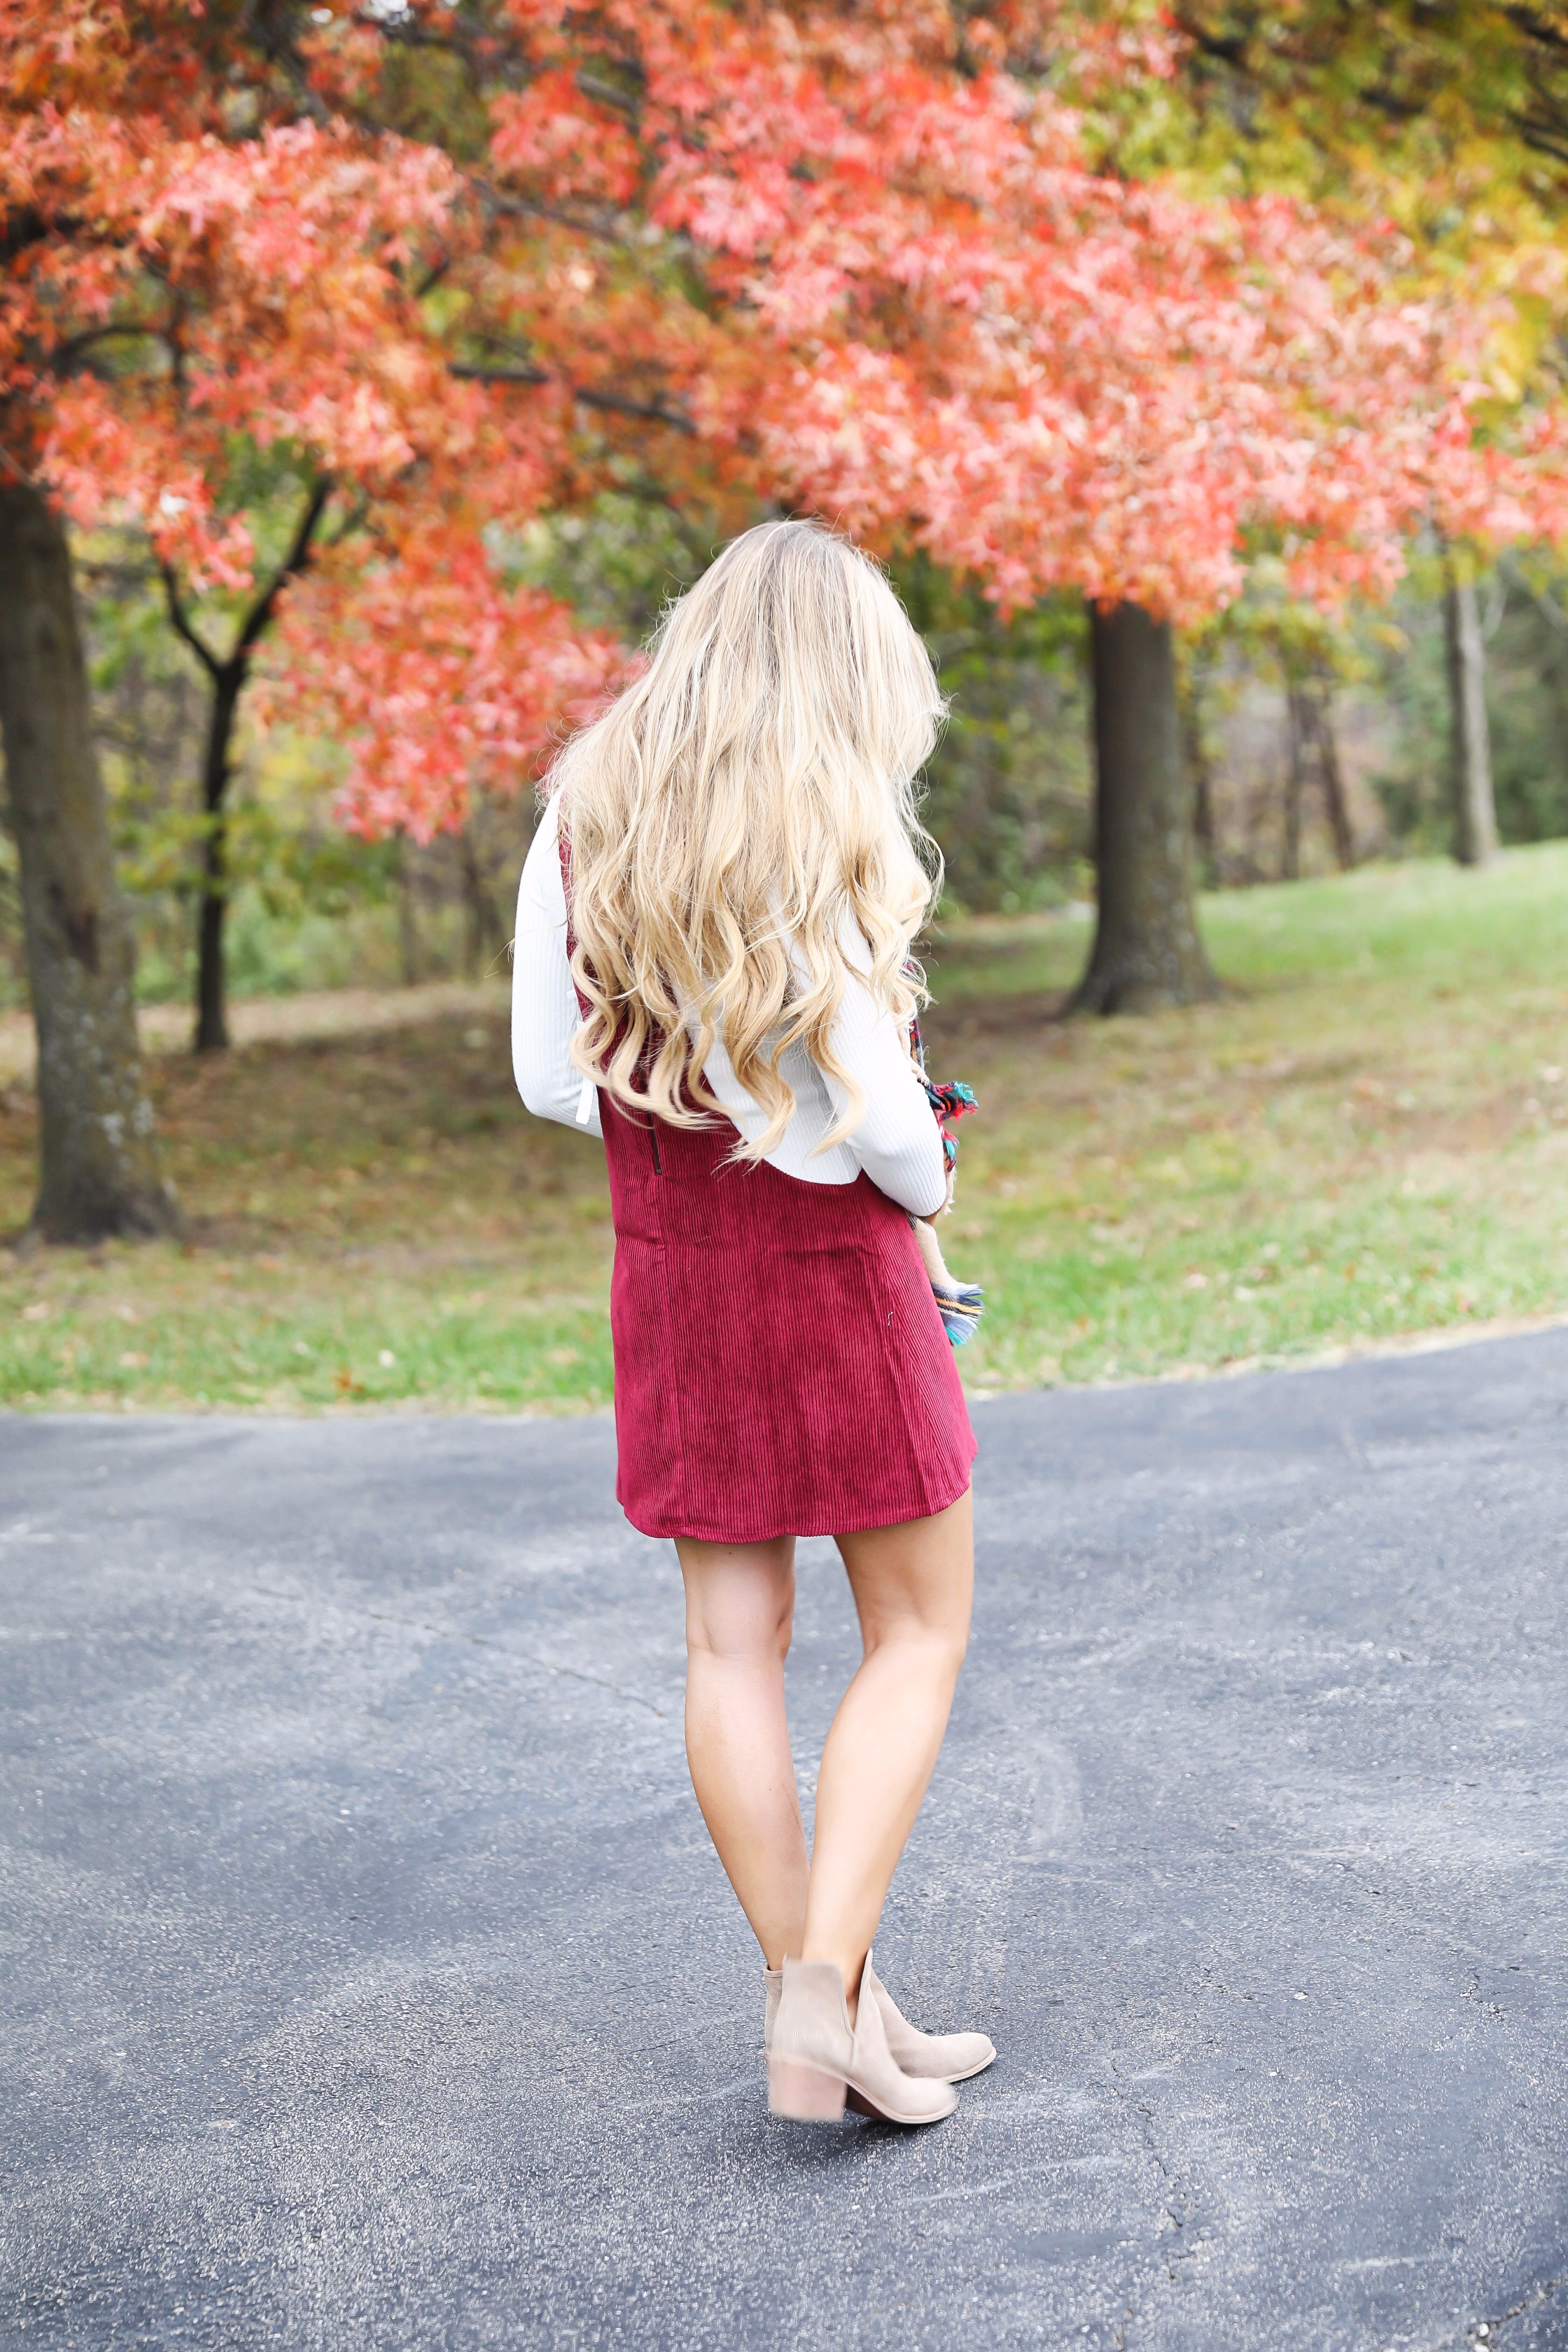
[3,1331,1567,2352]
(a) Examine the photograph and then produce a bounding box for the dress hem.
[619,1455,976,1547]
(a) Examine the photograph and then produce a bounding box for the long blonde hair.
[548,518,945,1154]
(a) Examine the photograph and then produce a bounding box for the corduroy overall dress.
[565,851,976,1546]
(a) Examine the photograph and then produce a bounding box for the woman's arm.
[510,796,603,1138]
[819,941,947,1218]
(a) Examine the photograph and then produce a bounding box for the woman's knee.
[861,1608,969,1684]
[678,1538,796,1664]
[843,1533,972,1674]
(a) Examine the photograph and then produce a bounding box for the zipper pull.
[575,1076,596,1127]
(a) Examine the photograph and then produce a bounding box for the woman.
[512,519,993,2127]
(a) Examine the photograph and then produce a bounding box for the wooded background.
[5,1,1568,1250]
[15,529,1568,1014]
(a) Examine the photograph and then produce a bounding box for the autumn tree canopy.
[8,2,1557,835]
[6,0,1568,1235]
[2,1,623,827]
[278,4,1562,811]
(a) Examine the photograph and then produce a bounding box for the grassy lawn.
[3,844,1567,1411]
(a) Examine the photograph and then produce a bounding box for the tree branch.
[231,475,334,664]
[160,477,333,684]
[1170,13,1251,69]
[160,566,223,680]
[1510,109,1568,163]
[322,491,370,549]
[1499,550,1568,638]
[1505,7,1568,59]
[0,206,50,265]
[53,321,172,372]
[450,362,696,434]
[574,69,643,120]
[474,178,639,248]
[575,386,696,435]
[450,361,549,386]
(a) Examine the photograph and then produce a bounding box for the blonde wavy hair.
[548,517,946,1155]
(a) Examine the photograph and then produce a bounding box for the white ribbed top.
[510,796,948,1218]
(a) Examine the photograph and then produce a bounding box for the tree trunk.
[1282,684,1308,881]
[1309,677,1355,871]
[166,476,331,1054]
[1070,601,1218,1014]
[458,824,503,976]
[193,667,243,1052]
[397,840,420,986]
[1179,654,1217,885]
[1443,573,1499,867]
[0,483,181,1242]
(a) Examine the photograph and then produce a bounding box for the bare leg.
[801,1489,973,2018]
[675,1534,808,1970]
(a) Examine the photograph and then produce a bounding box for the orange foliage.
[4,0,1560,836]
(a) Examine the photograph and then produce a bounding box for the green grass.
[0,1014,616,1413]
[922,845,1568,1390]
[2,844,1567,1410]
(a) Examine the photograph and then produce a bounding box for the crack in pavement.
[244,1583,671,1718]
[1098,2049,1208,2350]
[1469,2270,1563,2346]
[363,1608,671,1718]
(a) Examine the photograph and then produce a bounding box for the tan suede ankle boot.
[766,1957,958,2127]
[764,1955,995,2082]
[862,1954,996,2082]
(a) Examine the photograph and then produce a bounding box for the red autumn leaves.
[4,0,1560,836]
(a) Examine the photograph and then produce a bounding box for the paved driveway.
[3,1332,1567,2350]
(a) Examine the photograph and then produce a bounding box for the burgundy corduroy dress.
[566,853,976,1544]
[599,1089,977,1544]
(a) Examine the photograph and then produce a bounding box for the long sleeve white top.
[510,796,948,1218]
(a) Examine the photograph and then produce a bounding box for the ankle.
[797,1945,867,2024]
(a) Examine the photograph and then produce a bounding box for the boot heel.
[767,2056,846,2121]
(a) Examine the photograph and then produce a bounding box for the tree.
[0,0,620,1231]
[1239,591,1359,876]
[1159,4,1568,879]
[281,5,1539,1012]
[1443,566,1501,867]
[10,0,1549,1182]
[162,475,332,1051]
[0,480,178,1239]
[1072,603,1217,1010]
[1172,2,1568,229]
[1179,640,1221,885]
[1284,674,1355,874]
